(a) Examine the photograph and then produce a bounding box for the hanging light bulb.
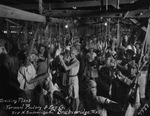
[104,22,108,26]
[72,7,77,10]
[65,24,68,29]
[74,19,77,23]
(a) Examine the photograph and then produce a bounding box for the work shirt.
[68,58,80,98]
[17,63,37,91]
[68,58,80,76]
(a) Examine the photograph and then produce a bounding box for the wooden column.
[49,23,52,44]
[117,0,120,47]
[106,0,108,10]
[48,3,51,44]
[116,20,120,46]
[39,0,43,14]
[6,21,10,52]
[24,22,28,43]
[39,0,43,45]
[101,19,103,39]
[108,18,111,41]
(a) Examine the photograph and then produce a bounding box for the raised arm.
[26,28,39,58]
[29,73,49,84]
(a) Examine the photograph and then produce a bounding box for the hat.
[65,46,71,51]
[126,45,136,55]
[0,39,6,47]
[70,47,78,55]
[87,80,97,90]
[74,42,81,46]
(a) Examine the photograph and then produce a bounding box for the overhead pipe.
[5,19,20,27]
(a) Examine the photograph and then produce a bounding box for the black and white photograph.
[0,0,150,116]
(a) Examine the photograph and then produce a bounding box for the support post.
[24,22,28,43]
[6,21,10,52]
[49,23,52,44]
[116,19,120,47]
[116,0,120,47]
[106,0,108,10]
[108,18,111,41]
[39,0,43,14]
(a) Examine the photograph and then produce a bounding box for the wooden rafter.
[47,10,100,18]
[9,0,138,10]
[110,0,148,32]
[0,4,46,22]
[130,19,147,32]
[45,9,150,19]
[110,0,137,8]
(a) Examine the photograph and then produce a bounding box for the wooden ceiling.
[0,0,149,18]
[0,0,149,30]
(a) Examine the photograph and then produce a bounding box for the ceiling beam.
[49,17,70,23]
[0,4,46,22]
[10,2,99,10]
[50,1,101,9]
[111,0,147,32]
[9,0,138,10]
[130,19,147,31]
[50,0,137,9]
[101,9,150,18]
[10,4,39,10]
[47,10,101,18]
[110,0,137,8]
[46,9,150,19]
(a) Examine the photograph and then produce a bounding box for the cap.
[0,39,6,47]
[126,45,136,55]
[65,46,71,51]
[87,80,97,90]
[70,47,78,55]
[126,45,133,50]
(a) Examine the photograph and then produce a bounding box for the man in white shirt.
[59,47,80,111]
[85,80,121,116]
[85,47,98,81]
[17,52,49,105]
[0,39,7,54]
